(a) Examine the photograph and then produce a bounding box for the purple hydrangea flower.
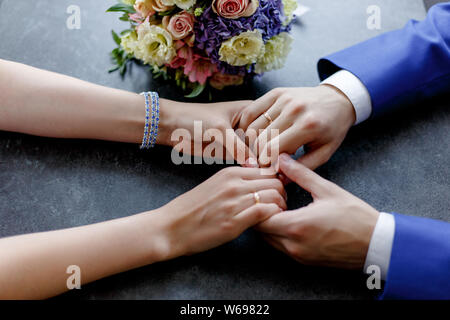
[194,0,293,76]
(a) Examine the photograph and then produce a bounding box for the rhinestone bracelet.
[149,92,160,148]
[139,91,160,149]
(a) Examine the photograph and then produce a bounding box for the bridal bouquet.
[108,0,298,97]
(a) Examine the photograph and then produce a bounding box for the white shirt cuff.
[364,212,396,280]
[321,70,372,125]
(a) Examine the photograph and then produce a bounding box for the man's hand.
[238,85,356,169]
[256,154,380,269]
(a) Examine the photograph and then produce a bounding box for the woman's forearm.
[0,59,174,146]
[0,208,172,299]
[0,59,254,161]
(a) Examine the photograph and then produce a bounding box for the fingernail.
[279,153,292,164]
[245,157,258,168]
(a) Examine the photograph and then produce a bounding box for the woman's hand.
[156,166,286,258]
[158,99,257,165]
[0,59,256,163]
[237,85,356,169]
[0,165,285,299]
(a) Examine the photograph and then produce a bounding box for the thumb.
[278,153,332,197]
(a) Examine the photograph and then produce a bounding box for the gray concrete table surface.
[0,0,448,299]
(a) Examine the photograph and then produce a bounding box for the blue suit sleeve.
[317,3,450,119]
[380,213,450,300]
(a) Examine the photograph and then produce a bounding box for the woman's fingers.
[257,189,287,210]
[245,178,287,200]
[225,174,287,215]
[228,100,255,128]
[240,188,287,212]
[226,188,287,218]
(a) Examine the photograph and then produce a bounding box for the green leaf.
[120,29,133,36]
[106,3,135,14]
[111,30,121,46]
[119,64,127,77]
[119,13,130,22]
[185,83,206,98]
[111,47,120,57]
[208,89,213,102]
[158,7,180,17]
[108,66,120,73]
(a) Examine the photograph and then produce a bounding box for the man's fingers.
[247,100,283,134]
[278,153,333,197]
[257,128,313,167]
[261,234,289,255]
[297,144,334,170]
[255,210,299,236]
[251,117,289,160]
[238,91,280,131]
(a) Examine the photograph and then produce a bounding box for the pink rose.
[209,72,244,90]
[163,11,195,41]
[152,0,173,12]
[134,0,156,18]
[134,0,173,18]
[212,0,259,19]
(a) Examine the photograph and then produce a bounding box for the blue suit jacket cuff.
[379,213,450,300]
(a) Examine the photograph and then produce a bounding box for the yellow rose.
[219,30,265,66]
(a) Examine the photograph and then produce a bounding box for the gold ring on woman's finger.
[253,192,261,204]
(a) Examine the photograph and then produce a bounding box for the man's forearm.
[318,3,450,117]
[321,70,372,125]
